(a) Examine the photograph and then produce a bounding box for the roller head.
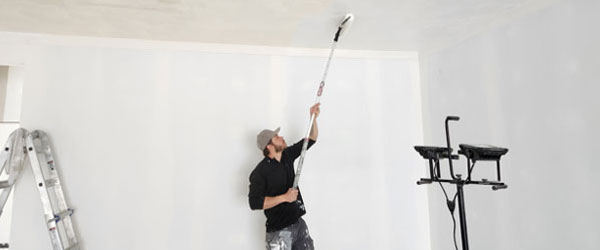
[334,13,354,42]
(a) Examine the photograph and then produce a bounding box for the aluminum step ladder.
[0,128,80,250]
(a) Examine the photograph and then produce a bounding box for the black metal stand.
[414,116,509,250]
[457,182,469,250]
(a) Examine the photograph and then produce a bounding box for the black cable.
[450,192,459,250]
[434,167,460,250]
[467,160,476,180]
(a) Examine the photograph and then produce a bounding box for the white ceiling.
[0,0,562,51]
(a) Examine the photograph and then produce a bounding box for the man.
[248,103,320,250]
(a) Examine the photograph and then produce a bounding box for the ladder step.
[0,181,10,189]
[48,209,74,223]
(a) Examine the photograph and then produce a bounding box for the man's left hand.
[310,103,321,118]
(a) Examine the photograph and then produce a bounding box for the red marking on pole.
[317,81,325,96]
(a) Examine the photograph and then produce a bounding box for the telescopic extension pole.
[293,14,354,188]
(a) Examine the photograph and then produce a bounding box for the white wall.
[0,32,429,250]
[0,67,7,119]
[420,0,600,250]
[0,123,19,245]
[3,66,24,121]
[0,65,23,245]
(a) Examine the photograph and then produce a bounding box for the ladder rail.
[0,147,13,215]
[0,128,80,250]
[0,129,27,217]
[31,130,79,247]
[26,134,67,250]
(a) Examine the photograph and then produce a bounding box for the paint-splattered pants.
[266,218,314,250]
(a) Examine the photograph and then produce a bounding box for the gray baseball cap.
[256,127,280,150]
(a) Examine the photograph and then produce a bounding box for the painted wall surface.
[420,0,600,250]
[0,67,7,119]
[0,123,19,244]
[0,32,429,250]
[3,66,23,121]
[0,65,23,244]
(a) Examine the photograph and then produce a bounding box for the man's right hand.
[262,188,299,209]
[282,188,298,203]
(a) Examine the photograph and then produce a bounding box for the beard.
[274,144,285,153]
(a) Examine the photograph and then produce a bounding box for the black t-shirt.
[248,138,316,232]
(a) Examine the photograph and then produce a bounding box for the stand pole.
[457,182,469,250]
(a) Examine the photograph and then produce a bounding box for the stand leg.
[457,183,469,250]
[428,159,435,179]
[496,160,502,182]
